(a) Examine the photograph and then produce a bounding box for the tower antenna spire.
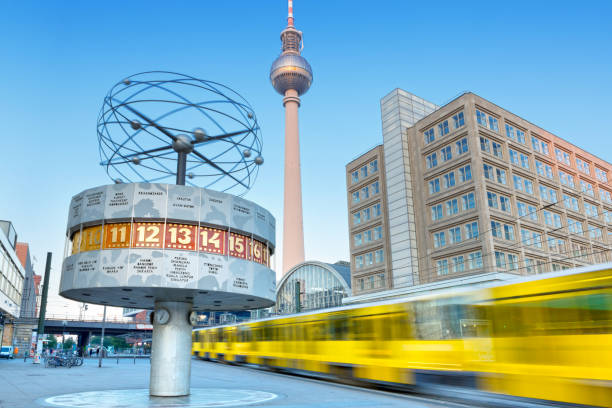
[288,0,294,27]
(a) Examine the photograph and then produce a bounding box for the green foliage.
[45,335,57,350]
[63,338,75,350]
[89,336,128,349]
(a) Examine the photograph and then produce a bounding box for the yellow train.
[193,264,612,407]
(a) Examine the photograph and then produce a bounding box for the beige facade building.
[346,90,612,298]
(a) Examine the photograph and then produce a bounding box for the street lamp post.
[98,305,106,368]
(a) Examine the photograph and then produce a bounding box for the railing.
[44,314,149,324]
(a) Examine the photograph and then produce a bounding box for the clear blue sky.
[1,1,611,316]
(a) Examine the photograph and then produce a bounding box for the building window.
[424,128,435,145]
[373,203,381,217]
[437,259,449,275]
[516,129,526,144]
[555,148,571,165]
[568,218,583,235]
[507,254,519,270]
[441,145,452,162]
[600,189,612,204]
[509,149,519,166]
[354,233,362,247]
[374,226,383,240]
[589,226,603,241]
[426,153,437,169]
[351,171,358,184]
[504,224,515,241]
[355,255,364,269]
[488,116,499,132]
[531,136,548,155]
[476,109,488,127]
[576,158,591,175]
[446,198,459,215]
[456,138,468,155]
[361,186,369,199]
[438,120,449,137]
[448,226,461,244]
[539,185,557,203]
[535,160,554,179]
[491,221,502,238]
[371,181,380,195]
[352,191,359,203]
[496,168,507,185]
[375,249,384,263]
[453,112,465,128]
[480,137,490,153]
[487,191,498,209]
[366,252,374,265]
[520,153,530,169]
[548,237,566,254]
[465,221,479,239]
[363,208,371,222]
[431,204,443,221]
[443,172,456,189]
[461,192,475,210]
[495,251,506,269]
[468,251,483,269]
[559,170,575,188]
[378,273,385,288]
[364,230,373,243]
[483,164,494,180]
[563,194,580,212]
[595,168,608,183]
[500,195,511,213]
[429,178,440,194]
[580,180,594,197]
[451,256,465,273]
[434,231,446,248]
[492,142,503,159]
[505,124,515,140]
[361,165,368,179]
[353,212,361,225]
[517,201,538,221]
[584,202,599,218]
[458,164,472,182]
[369,160,378,173]
[543,210,562,228]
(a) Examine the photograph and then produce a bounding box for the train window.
[330,315,349,340]
[263,324,272,341]
[392,312,413,339]
[414,299,467,340]
[353,317,375,340]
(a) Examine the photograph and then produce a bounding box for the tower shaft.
[282,89,305,274]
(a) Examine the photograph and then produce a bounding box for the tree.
[63,338,75,350]
[45,335,57,350]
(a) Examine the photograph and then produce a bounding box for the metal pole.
[295,280,301,313]
[34,252,52,362]
[176,152,187,185]
[98,305,106,368]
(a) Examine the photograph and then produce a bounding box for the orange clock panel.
[165,223,197,250]
[132,222,164,248]
[103,223,132,249]
[198,227,227,255]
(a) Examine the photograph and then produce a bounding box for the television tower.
[270,0,313,274]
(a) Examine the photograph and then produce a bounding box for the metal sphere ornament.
[243,149,251,158]
[97,71,264,195]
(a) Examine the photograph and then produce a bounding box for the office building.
[0,221,25,349]
[346,90,612,299]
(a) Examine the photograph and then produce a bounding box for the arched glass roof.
[275,261,351,315]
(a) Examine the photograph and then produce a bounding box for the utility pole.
[98,305,106,368]
[295,280,301,313]
[34,252,52,363]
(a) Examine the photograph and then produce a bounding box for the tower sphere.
[270,54,313,96]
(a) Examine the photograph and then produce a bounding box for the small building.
[275,261,351,315]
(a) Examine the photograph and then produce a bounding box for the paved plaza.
[0,357,469,408]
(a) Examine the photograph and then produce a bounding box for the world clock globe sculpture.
[59,72,276,397]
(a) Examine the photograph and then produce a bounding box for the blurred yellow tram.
[193,264,612,407]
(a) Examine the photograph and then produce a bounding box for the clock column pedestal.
[150,301,193,396]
